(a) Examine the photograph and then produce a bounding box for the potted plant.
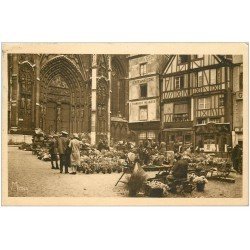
[125,168,147,197]
[193,176,208,192]
[145,180,169,197]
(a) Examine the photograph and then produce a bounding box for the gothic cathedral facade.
[8,54,129,145]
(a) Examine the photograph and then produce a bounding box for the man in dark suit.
[49,134,59,169]
[231,144,242,173]
[57,131,70,174]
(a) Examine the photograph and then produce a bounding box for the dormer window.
[191,55,203,60]
[178,55,189,64]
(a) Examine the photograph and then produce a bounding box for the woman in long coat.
[69,133,82,174]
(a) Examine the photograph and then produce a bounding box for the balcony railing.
[162,89,189,99]
[191,83,226,95]
[162,83,227,100]
[196,107,224,118]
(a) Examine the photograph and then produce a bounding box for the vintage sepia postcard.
[1,43,248,205]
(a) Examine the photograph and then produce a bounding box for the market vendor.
[172,154,188,179]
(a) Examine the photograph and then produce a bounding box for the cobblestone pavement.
[8,146,243,198]
[8,147,126,197]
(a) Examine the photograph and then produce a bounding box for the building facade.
[232,55,243,147]
[8,53,243,151]
[128,54,170,144]
[8,54,129,145]
[127,54,241,152]
[161,55,234,152]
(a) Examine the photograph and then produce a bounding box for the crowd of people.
[48,131,82,174]
[44,132,243,176]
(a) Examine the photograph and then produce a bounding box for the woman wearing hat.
[69,133,82,174]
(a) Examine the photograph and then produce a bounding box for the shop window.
[197,118,207,124]
[175,76,184,89]
[185,134,191,142]
[140,63,147,76]
[203,134,217,151]
[176,132,183,143]
[178,55,189,64]
[198,97,210,110]
[169,135,175,142]
[209,117,221,123]
[139,105,148,121]
[147,131,156,139]
[139,132,146,140]
[239,72,243,91]
[140,84,147,98]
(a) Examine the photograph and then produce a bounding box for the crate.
[145,185,164,197]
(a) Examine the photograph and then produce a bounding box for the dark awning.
[194,122,230,134]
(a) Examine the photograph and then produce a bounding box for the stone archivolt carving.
[19,54,35,65]
[49,75,69,89]
[18,63,34,128]
[39,55,91,133]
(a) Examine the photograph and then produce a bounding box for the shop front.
[232,127,243,148]
[162,128,194,151]
[194,122,231,153]
[128,121,161,145]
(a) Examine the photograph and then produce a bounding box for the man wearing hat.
[57,131,70,174]
[68,133,82,174]
[49,134,59,169]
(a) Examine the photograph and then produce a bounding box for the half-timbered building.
[162,55,234,152]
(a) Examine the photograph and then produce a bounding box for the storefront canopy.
[194,123,230,134]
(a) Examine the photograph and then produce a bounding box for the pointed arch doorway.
[40,56,89,135]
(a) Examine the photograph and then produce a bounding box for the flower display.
[146,180,169,190]
[193,176,208,184]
